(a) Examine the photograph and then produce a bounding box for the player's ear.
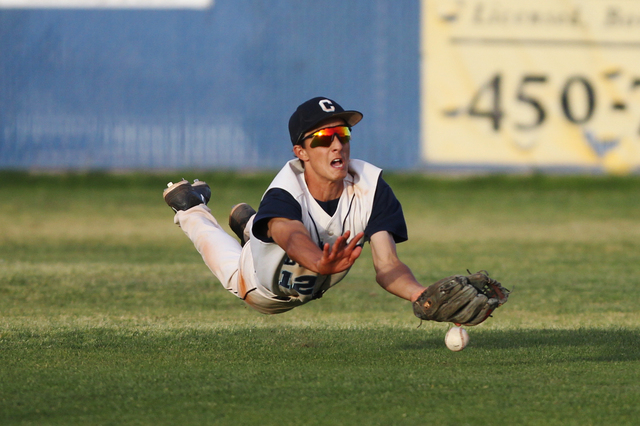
[293,144,309,162]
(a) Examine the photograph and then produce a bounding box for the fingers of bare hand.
[347,232,364,249]
[349,245,363,262]
[332,235,347,253]
[322,242,331,258]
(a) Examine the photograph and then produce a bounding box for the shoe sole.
[163,179,206,212]
[163,179,190,201]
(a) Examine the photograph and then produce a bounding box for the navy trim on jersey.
[315,198,340,216]
[252,175,407,244]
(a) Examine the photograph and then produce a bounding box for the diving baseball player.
[163,97,508,324]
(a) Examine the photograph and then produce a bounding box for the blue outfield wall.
[0,1,421,170]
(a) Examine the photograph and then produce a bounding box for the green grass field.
[1,171,639,425]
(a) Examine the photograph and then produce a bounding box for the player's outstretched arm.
[369,231,426,302]
[269,218,364,275]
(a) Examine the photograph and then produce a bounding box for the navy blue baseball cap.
[289,97,363,145]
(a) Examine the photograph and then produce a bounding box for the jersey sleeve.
[252,188,302,242]
[364,176,408,243]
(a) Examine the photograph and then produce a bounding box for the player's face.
[295,118,351,185]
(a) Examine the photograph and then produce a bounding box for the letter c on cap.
[319,99,335,113]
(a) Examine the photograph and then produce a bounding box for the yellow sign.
[421,0,640,173]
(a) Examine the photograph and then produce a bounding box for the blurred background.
[1,0,639,173]
[0,0,420,170]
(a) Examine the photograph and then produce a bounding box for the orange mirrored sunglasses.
[301,126,351,148]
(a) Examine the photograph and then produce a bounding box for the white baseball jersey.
[247,158,381,305]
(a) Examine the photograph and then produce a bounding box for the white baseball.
[444,327,469,351]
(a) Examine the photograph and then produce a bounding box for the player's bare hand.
[315,230,364,275]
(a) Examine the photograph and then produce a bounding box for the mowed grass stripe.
[1,327,639,425]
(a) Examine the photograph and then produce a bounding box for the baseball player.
[163,97,509,323]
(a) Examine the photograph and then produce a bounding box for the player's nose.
[330,135,344,150]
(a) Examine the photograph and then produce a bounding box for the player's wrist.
[410,288,426,303]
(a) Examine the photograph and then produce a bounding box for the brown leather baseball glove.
[412,271,509,326]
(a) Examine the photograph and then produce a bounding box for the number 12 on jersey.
[278,269,318,296]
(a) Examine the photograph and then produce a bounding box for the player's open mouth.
[331,158,344,168]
